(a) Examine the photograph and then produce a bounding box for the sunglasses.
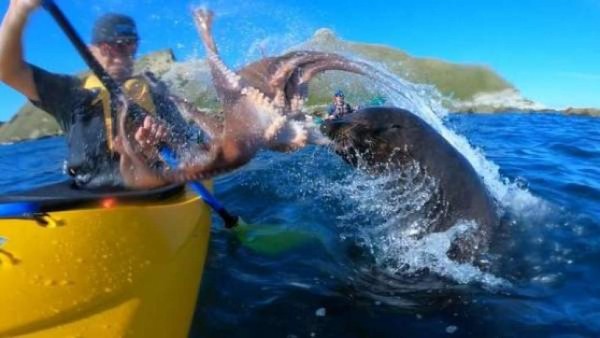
[99,40,138,57]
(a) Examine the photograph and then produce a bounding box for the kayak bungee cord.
[36,0,240,228]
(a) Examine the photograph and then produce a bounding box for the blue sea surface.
[0,113,598,337]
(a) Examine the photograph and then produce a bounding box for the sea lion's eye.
[390,124,403,130]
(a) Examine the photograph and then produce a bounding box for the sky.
[1,0,600,121]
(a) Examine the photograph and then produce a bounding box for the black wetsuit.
[30,65,198,190]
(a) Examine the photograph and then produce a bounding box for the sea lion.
[322,107,499,260]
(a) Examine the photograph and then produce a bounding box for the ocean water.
[1,112,598,337]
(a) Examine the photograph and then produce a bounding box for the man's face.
[334,95,344,105]
[93,39,138,81]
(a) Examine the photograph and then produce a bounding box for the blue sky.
[1,0,600,120]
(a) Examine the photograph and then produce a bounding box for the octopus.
[117,9,368,186]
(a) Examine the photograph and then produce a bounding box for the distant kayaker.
[326,90,354,120]
[0,0,192,189]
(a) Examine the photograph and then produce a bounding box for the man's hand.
[134,115,168,158]
[0,0,43,100]
[10,0,42,16]
[111,115,170,189]
[113,135,167,189]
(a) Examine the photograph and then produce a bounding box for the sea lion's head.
[322,107,421,168]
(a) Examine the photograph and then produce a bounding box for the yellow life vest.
[83,74,157,152]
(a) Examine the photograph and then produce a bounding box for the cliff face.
[446,89,546,113]
[0,104,62,142]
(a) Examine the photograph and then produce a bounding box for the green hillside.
[0,103,61,142]
[295,28,514,106]
[0,30,532,143]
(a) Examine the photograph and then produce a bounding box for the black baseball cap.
[92,13,139,44]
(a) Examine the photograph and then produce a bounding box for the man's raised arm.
[0,0,41,101]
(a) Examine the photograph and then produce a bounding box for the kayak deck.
[0,183,212,337]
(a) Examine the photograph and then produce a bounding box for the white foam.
[344,58,548,216]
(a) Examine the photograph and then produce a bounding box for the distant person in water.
[0,0,194,189]
[326,90,354,120]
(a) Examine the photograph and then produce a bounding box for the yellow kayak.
[0,183,212,338]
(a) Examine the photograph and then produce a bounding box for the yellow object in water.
[0,186,211,337]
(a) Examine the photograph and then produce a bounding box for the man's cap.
[334,90,344,97]
[92,13,139,44]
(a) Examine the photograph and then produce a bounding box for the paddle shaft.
[41,0,122,96]
[41,0,240,228]
[159,148,239,228]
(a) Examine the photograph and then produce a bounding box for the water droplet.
[44,279,57,287]
[446,325,458,334]
[315,307,326,317]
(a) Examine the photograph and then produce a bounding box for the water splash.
[260,149,506,287]
[329,56,546,216]
[369,220,509,288]
[325,165,507,287]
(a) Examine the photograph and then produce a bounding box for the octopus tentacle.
[298,58,368,85]
[192,9,241,96]
[239,86,286,140]
[193,8,287,142]
[267,51,343,88]
[239,51,368,115]
[239,52,342,106]
[119,9,381,186]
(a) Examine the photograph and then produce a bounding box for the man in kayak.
[0,0,187,189]
[326,90,354,120]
